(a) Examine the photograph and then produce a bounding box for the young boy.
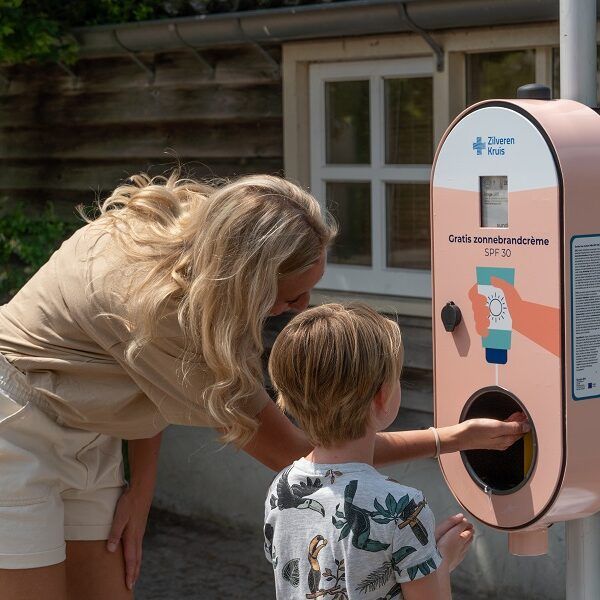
[264,303,473,600]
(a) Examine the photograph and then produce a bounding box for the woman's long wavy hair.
[87,171,336,445]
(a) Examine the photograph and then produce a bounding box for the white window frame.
[309,57,434,298]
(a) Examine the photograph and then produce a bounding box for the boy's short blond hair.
[268,303,403,447]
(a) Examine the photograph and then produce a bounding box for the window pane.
[386,183,430,270]
[466,50,535,104]
[326,182,372,266]
[325,80,370,164]
[385,77,433,164]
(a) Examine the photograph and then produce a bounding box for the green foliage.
[0,1,171,65]
[0,0,78,65]
[0,0,337,66]
[0,200,80,302]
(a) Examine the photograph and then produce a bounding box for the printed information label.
[572,235,600,399]
[480,175,508,228]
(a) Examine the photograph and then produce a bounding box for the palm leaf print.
[372,493,429,546]
[282,558,300,587]
[355,561,393,593]
[407,557,438,581]
[391,545,417,567]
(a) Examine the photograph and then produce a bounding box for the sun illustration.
[487,292,507,323]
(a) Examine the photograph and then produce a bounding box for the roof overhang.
[72,0,582,58]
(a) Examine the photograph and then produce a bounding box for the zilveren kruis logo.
[472,135,515,156]
[472,136,486,155]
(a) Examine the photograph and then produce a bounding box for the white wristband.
[429,426,441,460]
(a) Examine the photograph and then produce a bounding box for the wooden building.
[1,0,598,417]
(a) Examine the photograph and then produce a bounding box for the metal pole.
[566,516,600,599]
[559,0,597,106]
[562,0,600,598]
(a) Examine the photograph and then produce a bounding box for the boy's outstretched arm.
[373,414,530,465]
[242,400,530,471]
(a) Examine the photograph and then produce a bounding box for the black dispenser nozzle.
[441,301,462,332]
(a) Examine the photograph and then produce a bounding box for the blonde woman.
[0,173,528,599]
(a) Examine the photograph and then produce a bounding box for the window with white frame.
[310,58,434,298]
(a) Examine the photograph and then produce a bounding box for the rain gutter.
[72,0,573,59]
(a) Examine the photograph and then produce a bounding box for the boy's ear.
[372,383,389,416]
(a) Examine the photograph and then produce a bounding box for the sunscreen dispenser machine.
[431,91,600,556]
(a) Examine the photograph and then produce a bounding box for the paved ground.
[136,508,275,599]
[135,409,436,599]
[135,508,521,600]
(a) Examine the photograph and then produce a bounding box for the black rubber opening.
[460,387,536,495]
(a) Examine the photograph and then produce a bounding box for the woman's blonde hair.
[269,303,404,447]
[87,171,336,445]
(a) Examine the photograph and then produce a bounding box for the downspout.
[397,2,444,72]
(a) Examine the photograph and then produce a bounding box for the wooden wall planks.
[1,45,283,209]
[2,40,435,403]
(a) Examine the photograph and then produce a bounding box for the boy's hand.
[435,514,474,573]
[435,513,467,542]
[439,413,530,453]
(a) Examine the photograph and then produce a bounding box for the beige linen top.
[0,223,269,439]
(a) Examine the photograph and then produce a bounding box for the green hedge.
[1,0,343,66]
[0,0,162,65]
[0,200,80,302]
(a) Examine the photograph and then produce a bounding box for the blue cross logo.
[472,137,486,155]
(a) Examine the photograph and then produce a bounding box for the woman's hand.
[107,484,153,590]
[107,432,162,590]
[438,412,530,454]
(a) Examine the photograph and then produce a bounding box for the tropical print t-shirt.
[264,458,442,600]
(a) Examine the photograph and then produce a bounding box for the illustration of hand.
[468,284,491,337]
[468,276,559,357]
[468,276,524,337]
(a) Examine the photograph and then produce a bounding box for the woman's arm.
[242,401,311,470]
[106,432,162,590]
[242,402,530,471]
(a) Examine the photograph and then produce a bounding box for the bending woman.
[0,173,528,599]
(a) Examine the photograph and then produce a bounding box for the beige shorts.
[0,355,125,569]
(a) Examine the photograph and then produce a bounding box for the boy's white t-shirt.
[264,458,442,600]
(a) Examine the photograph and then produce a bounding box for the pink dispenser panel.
[432,106,563,529]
